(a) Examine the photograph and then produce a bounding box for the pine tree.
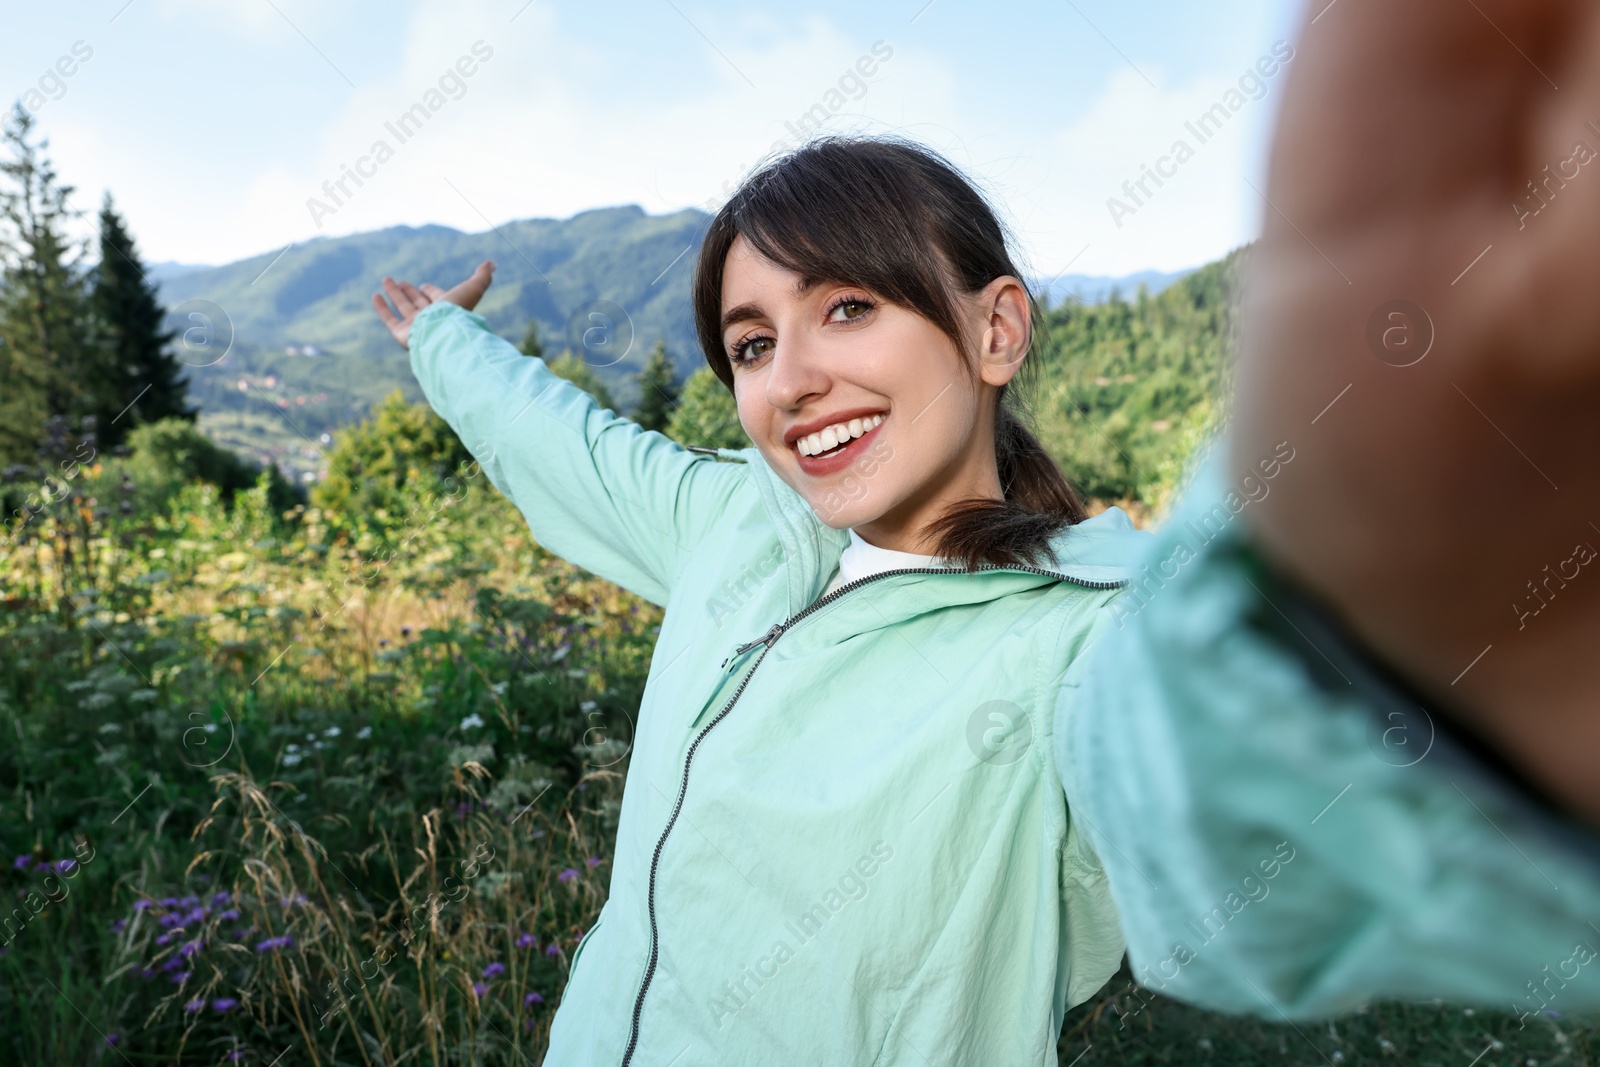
[630,339,680,434]
[666,367,748,450]
[0,107,106,465]
[93,191,194,441]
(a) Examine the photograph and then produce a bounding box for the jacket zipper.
[617,561,1127,1066]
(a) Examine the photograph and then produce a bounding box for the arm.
[1052,0,1600,1018]
[373,264,746,607]
[1057,437,1600,1020]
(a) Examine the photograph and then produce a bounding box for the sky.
[5,0,1308,277]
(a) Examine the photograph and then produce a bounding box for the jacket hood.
[710,445,1142,616]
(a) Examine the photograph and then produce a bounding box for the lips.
[792,412,888,478]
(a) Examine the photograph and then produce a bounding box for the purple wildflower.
[53,859,76,874]
[180,939,203,958]
[11,854,32,870]
[212,891,231,906]
[557,868,579,884]
[33,861,49,873]
[105,1034,119,1047]
[279,892,309,908]
[255,934,293,952]
[482,961,506,979]
[112,918,127,933]
[524,991,545,1006]
[180,895,199,908]
[219,908,240,921]
[169,971,192,984]
[213,997,239,1012]
[162,957,185,971]
[545,943,561,957]
[133,899,153,911]
[184,998,205,1013]
[159,896,179,908]
[155,933,173,946]
[516,932,536,949]
[586,856,601,869]
[138,966,157,979]
[472,981,488,997]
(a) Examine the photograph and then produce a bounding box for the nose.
[762,328,833,414]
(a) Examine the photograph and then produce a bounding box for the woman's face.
[718,234,1031,554]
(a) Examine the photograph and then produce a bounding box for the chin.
[808,493,879,530]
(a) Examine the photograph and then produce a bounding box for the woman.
[375,134,1144,1065]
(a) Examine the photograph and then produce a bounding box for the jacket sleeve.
[1055,434,1600,1023]
[407,300,746,608]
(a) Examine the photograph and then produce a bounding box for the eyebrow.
[720,275,826,334]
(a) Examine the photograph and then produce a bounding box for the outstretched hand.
[1231,0,1600,818]
[371,260,496,349]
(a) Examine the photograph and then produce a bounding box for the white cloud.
[202,2,947,265]
[1013,61,1281,275]
[62,0,1280,279]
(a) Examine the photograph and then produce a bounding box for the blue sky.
[5,0,1307,275]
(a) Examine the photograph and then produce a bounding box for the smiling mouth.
[794,413,887,458]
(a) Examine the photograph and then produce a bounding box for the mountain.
[1035,268,1197,309]
[145,260,214,285]
[152,204,1191,482]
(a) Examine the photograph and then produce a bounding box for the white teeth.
[797,413,884,457]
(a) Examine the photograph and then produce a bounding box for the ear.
[975,275,1030,388]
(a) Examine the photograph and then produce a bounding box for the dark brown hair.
[690,134,1087,571]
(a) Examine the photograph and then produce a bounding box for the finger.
[399,280,430,308]
[445,260,495,307]
[371,292,401,330]
[382,277,418,318]
[420,283,446,299]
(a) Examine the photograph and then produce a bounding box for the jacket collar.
[714,445,1140,617]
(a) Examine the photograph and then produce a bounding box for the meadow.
[3,264,1599,1064]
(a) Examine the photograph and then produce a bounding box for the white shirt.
[820,528,954,598]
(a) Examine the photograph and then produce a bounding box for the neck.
[854,422,1003,554]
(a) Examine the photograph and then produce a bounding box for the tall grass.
[3,418,1599,1064]
[1,419,650,1063]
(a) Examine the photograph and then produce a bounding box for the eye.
[728,332,773,366]
[726,294,876,367]
[826,295,875,322]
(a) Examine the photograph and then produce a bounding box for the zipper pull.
[721,622,783,671]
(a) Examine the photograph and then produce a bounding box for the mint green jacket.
[409,299,1600,1062]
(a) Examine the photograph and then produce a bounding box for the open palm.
[371,260,496,349]
[1231,0,1600,817]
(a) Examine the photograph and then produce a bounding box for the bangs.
[694,135,1009,391]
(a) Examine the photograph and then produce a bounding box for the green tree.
[666,366,749,450]
[92,191,194,442]
[120,416,299,514]
[311,390,473,522]
[631,338,679,434]
[519,318,546,360]
[0,107,108,464]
